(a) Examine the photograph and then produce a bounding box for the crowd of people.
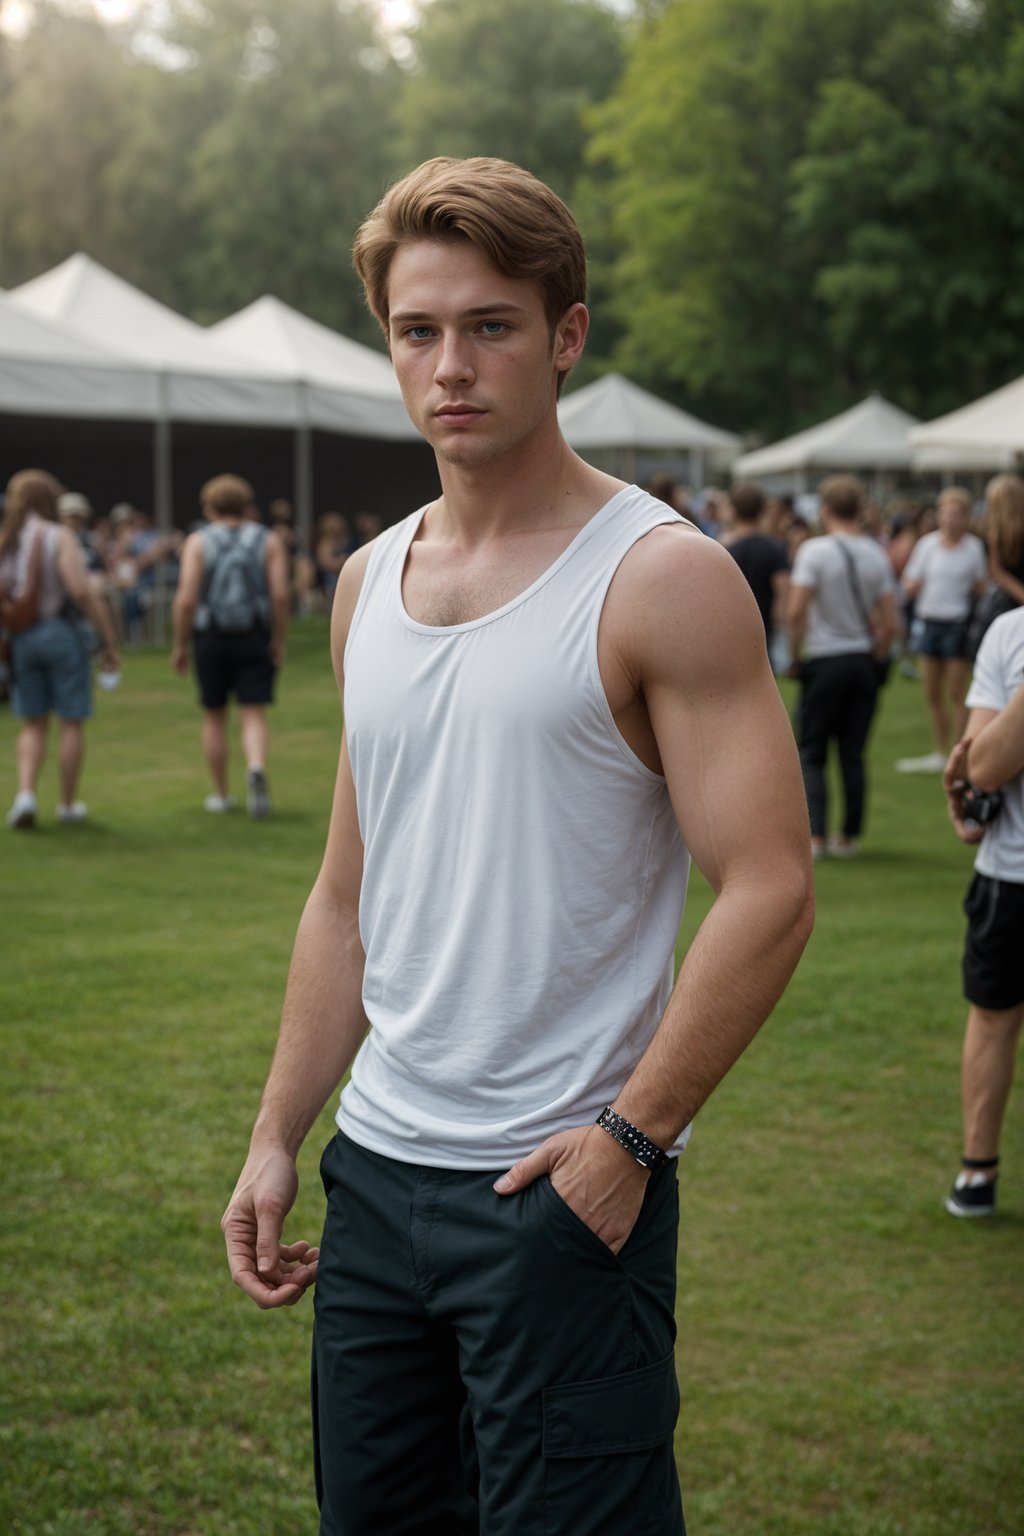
[648,467,1024,846]
[0,471,387,821]
[647,466,1024,1221]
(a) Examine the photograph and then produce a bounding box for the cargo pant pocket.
[541,1351,683,1536]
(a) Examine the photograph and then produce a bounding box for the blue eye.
[480,321,508,335]
[406,326,433,341]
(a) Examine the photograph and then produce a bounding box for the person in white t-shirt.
[788,475,899,859]
[941,608,1024,1217]
[898,488,987,774]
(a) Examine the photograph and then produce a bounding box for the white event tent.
[5,255,422,531]
[909,372,1024,473]
[558,372,739,483]
[0,290,160,419]
[733,394,920,491]
[209,296,415,524]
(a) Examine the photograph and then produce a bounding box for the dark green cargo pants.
[312,1130,685,1535]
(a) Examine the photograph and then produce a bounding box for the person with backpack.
[171,475,290,817]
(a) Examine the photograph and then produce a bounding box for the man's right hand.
[221,1144,319,1309]
[943,737,985,845]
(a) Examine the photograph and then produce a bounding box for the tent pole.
[154,376,173,531]
[294,384,314,546]
[152,374,173,645]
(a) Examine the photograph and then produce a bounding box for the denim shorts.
[918,617,970,660]
[10,618,92,720]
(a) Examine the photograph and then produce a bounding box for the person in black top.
[723,481,789,657]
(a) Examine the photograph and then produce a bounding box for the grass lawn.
[1,620,1021,1535]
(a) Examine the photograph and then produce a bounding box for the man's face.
[938,500,968,539]
[386,239,582,471]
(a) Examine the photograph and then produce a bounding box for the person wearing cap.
[1,469,120,828]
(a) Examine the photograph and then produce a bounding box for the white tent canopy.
[733,394,919,484]
[0,291,160,418]
[210,295,415,439]
[10,253,301,427]
[5,256,425,530]
[909,372,1024,472]
[559,371,739,452]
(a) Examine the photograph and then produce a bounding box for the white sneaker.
[895,752,947,774]
[7,791,37,829]
[203,793,236,813]
[827,835,859,859]
[246,765,270,819]
[56,802,88,824]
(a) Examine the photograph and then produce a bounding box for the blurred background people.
[787,474,899,859]
[942,607,1024,1217]
[967,473,1024,656]
[0,469,120,828]
[898,487,988,774]
[723,480,789,669]
[171,474,290,817]
[268,498,317,614]
[314,511,358,608]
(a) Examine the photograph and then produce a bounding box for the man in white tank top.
[222,158,814,1536]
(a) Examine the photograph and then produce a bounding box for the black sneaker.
[945,1172,997,1218]
[246,765,270,819]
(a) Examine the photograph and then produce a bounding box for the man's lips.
[434,404,486,424]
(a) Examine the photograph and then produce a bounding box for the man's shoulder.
[608,522,764,671]
[854,537,892,572]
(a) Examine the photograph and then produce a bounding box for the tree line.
[2,0,1023,441]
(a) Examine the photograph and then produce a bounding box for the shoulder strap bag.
[0,529,44,636]
[835,537,891,687]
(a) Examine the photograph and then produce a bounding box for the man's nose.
[434,331,476,389]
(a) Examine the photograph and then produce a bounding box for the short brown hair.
[352,157,587,335]
[200,474,255,519]
[818,474,864,523]
[936,486,972,516]
[730,481,766,524]
[983,473,1024,569]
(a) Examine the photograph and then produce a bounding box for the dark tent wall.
[1,415,154,515]
[0,415,438,529]
[314,432,438,524]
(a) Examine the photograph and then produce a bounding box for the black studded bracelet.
[596,1105,669,1170]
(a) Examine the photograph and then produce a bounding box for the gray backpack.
[196,522,269,634]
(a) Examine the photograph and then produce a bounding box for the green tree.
[582,0,963,437]
[790,4,1024,418]
[396,0,625,202]
[127,0,402,338]
[0,4,141,286]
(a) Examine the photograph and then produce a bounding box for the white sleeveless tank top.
[339,485,693,1168]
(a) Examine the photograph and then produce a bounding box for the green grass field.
[1,621,1021,1536]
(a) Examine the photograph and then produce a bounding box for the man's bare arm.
[786,581,813,664]
[170,533,202,673]
[770,567,790,633]
[265,529,291,666]
[964,684,1024,791]
[497,536,814,1250]
[56,530,119,671]
[221,547,374,1309]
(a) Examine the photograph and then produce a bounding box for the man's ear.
[554,302,589,379]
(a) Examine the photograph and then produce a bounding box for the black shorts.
[313,1131,684,1535]
[193,627,275,711]
[962,872,1024,1011]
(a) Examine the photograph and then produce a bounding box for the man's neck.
[431,430,622,548]
[823,513,860,537]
